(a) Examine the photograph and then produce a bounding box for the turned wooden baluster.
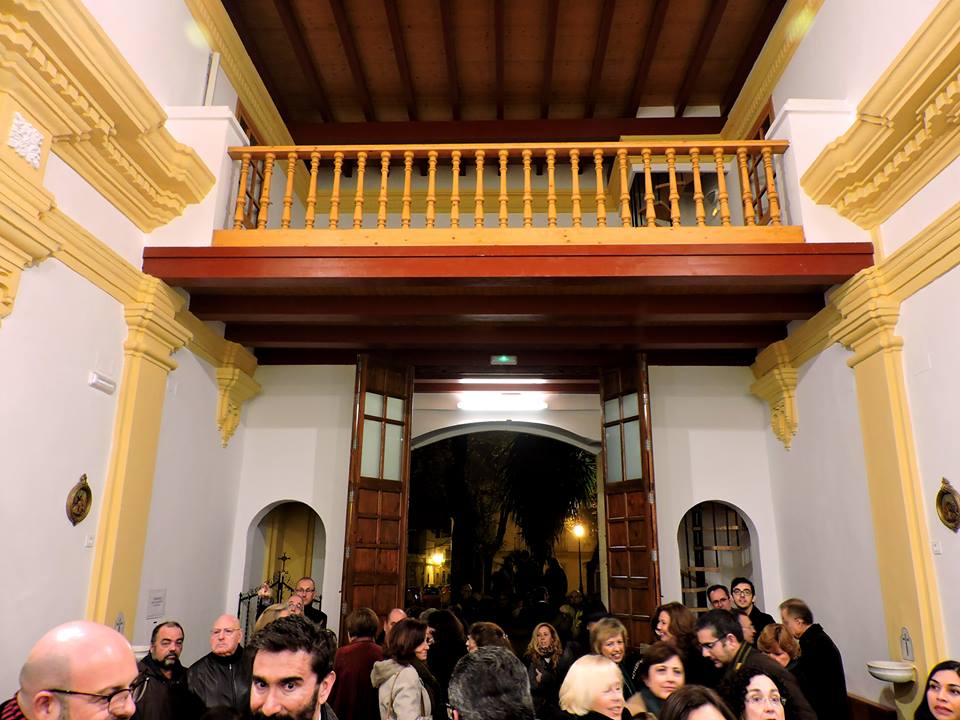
[450,150,461,229]
[353,151,367,229]
[401,151,414,229]
[690,148,705,227]
[736,147,756,226]
[498,150,509,228]
[377,151,391,229]
[329,151,343,229]
[594,149,607,227]
[280,152,298,229]
[522,149,533,228]
[305,151,321,229]
[256,152,275,229]
[474,150,485,227]
[642,148,655,228]
[666,148,680,227]
[762,147,782,225]
[546,149,557,227]
[426,150,438,228]
[570,149,582,228]
[233,153,251,229]
[617,148,630,227]
[713,148,732,227]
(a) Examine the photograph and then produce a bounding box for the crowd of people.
[1,572,958,720]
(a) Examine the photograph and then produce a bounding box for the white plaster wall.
[226,365,355,635]
[133,349,246,664]
[765,343,889,701]
[899,264,960,658]
[82,0,212,107]
[0,260,126,690]
[648,366,784,616]
[413,393,602,444]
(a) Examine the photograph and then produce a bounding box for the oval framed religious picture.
[66,473,92,526]
[936,478,960,533]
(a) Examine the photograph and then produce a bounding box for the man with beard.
[134,621,204,720]
[249,615,338,720]
[187,614,250,712]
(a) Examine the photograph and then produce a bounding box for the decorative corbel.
[215,341,261,447]
[750,340,799,449]
[828,267,901,366]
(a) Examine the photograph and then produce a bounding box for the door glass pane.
[622,392,639,418]
[365,392,384,418]
[383,423,403,481]
[360,418,382,477]
[603,397,621,422]
[386,396,404,421]
[624,419,643,480]
[605,424,623,483]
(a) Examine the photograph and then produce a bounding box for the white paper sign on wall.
[146,589,167,620]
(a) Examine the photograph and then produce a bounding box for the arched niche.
[676,500,760,612]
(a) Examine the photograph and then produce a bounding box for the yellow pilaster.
[85,277,192,636]
[830,271,946,716]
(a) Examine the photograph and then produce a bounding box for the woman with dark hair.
[724,668,788,720]
[425,609,465,715]
[466,621,512,652]
[371,618,442,720]
[915,661,960,720]
[659,686,738,720]
[635,642,685,717]
[527,622,563,719]
[653,602,717,686]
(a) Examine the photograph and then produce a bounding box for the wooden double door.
[340,355,660,641]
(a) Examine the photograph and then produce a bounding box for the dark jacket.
[328,638,383,720]
[186,646,250,711]
[305,603,328,628]
[134,655,205,720]
[527,651,562,719]
[560,710,631,720]
[722,643,817,720]
[748,606,776,635]
[795,624,850,720]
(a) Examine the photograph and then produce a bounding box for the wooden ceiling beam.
[495,0,505,120]
[328,0,377,121]
[540,0,560,119]
[622,0,669,118]
[225,322,784,348]
[674,0,729,118]
[188,292,823,323]
[271,0,333,122]
[438,0,462,120]
[583,0,616,118]
[720,0,786,116]
[383,0,418,121]
[287,115,725,143]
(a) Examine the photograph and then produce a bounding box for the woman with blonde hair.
[590,617,638,699]
[526,622,563,718]
[559,654,631,719]
[756,624,799,672]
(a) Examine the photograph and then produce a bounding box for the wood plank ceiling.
[224,0,787,143]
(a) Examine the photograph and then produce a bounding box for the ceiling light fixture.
[459,378,548,385]
[456,392,548,411]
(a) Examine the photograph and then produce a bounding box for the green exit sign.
[490,354,518,366]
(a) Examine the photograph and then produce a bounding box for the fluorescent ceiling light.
[457,392,548,411]
[459,378,548,385]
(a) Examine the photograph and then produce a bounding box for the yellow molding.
[183,0,309,201]
[749,341,799,449]
[1,0,214,231]
[801,0,960,229]
[722,0,825,139]
[216,365,260,447]
[213,225,805,247]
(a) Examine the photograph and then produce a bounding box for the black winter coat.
[795,624,850,720]
[133,655,205,720]
[186,647,250,712]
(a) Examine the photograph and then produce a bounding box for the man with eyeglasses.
[133,621,204,720]
[187,614,250,712]
[695,610,816,720]
[1,620,142,720]
[294,577,328,629]
[730,577,775,635]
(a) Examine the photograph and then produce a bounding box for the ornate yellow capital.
[750,341,799,449]
[829,268,902,366]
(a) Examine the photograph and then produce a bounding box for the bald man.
[187,614,250,712]
[1,620,141,719]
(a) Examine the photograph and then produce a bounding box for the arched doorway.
[677,501,754,613]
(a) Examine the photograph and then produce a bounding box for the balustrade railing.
[223,140,793,241]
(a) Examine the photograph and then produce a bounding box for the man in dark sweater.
[187,613,250,712]
[731,577,776,634]
[134,621,204,720]
[781,598,850,720]
[695,609,816,720]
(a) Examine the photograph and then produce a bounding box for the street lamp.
[572,523,585,593]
